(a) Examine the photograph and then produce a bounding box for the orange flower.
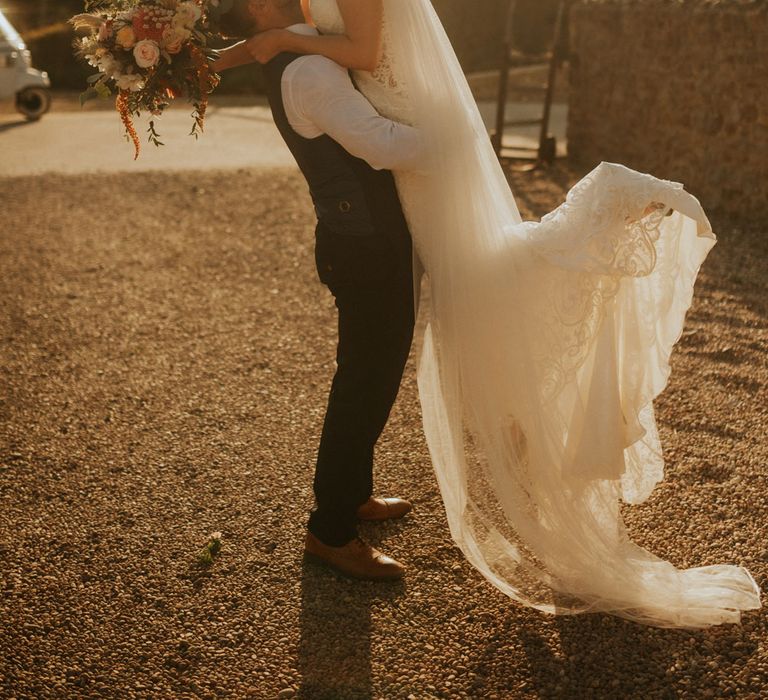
[116,90,140,160]
[159,80,182,100]
[188,44,219,132]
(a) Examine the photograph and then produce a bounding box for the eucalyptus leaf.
[86,72,104,84]
[79,88,99,107]
[94,81,112,99]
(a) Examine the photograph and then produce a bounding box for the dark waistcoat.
[261,51,411,243]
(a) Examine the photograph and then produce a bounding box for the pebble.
[1,167,765,700]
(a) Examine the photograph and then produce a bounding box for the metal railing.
[491,0,569,164]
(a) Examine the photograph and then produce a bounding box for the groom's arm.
[282,56,425,172]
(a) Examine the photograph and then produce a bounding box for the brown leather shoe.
[356,496,413,521]
[304,531,405,581]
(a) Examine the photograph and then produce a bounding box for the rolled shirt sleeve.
[281,55,426,172]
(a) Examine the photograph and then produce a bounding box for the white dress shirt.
[280,24,424,172]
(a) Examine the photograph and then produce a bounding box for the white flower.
[173,2,202,28]
[115,73,145,92]
[97,52,120,78]
[80,35,99,55]
[133,39,161,68]
[87,46,110,68]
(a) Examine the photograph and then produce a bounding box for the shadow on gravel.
[536,615,683,696]
[551,612,762,697]
[297,557,406,700]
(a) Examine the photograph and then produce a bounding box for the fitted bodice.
[309,0,413,124]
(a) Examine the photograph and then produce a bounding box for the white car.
[0,11,51,120]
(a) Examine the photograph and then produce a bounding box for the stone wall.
[567,0,768,219]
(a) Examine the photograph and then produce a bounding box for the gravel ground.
[1,165,766,700]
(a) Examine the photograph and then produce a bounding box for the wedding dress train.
[309,0,762,628]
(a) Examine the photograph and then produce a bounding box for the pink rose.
[133,39,161,69]
[161,26,187,54]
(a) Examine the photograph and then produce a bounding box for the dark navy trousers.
[307,222,415,547]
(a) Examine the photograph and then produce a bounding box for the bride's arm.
[247,0,383,71]
[212,0,317,73]
[212,41,255,73]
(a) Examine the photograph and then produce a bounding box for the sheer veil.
[383,0,761,627]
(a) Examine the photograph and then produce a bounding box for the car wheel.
[16,87,52,121]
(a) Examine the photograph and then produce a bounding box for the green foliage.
[3,0,85,31]
[196,532,223,568]
[79,79,111,106]
[147,120,164,146]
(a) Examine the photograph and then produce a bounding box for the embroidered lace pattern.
[310,0,413,124]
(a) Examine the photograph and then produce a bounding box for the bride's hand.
[246,29,292,64]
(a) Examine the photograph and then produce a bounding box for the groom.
[216,0,425,580]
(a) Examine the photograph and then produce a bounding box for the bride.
[218,0,761,628]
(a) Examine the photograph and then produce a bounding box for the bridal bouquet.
[71,1,235,159]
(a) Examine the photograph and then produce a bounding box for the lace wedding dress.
[309,0,762,628]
